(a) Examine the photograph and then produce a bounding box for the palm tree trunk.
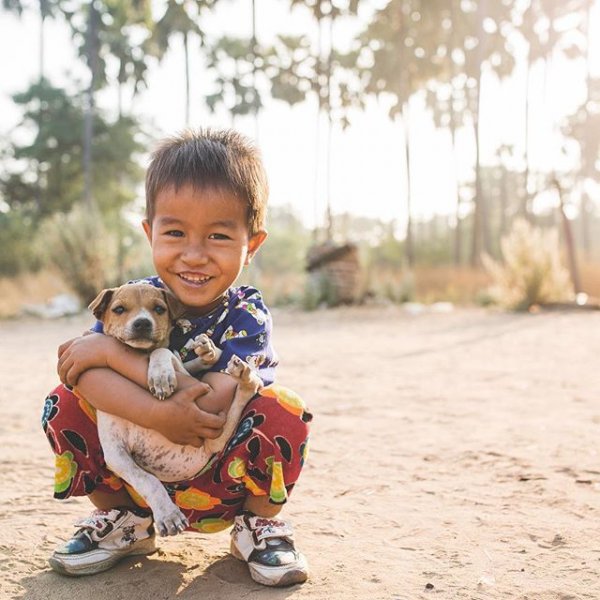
[522,52,531,219]
[581,0,593,260]
[471,0,488,266]
[36,7,46,214]
[450,0,461,266]
[83,0,100,210]
[183,31,190,126]
[251,0,259,140]
[402,102,414,267]
[324,15,334,241]
[311,16,323,242]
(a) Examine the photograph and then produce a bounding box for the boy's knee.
[42,383,97,435]
[252,385,311,422]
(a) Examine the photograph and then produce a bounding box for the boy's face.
[142,184,266,317]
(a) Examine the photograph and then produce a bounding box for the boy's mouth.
[178,272,212,286]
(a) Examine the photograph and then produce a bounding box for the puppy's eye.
[154,305,166,315]
[112,306,126,315]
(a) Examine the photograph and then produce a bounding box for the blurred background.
[1,0,599,316]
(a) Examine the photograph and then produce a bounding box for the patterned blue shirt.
[91,276,278,386]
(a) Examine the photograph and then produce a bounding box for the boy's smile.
[143,184,266,317]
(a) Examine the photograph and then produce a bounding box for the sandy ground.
[2,306,600,600]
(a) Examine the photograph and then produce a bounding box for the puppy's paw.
[190,333,220,365]
[154,505,189,537]
[147,363,177,400]
[225,355,262,391]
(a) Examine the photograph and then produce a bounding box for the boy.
[42,129,312,587]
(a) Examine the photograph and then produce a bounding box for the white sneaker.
[49,507,156,576]
[230,513,309,587]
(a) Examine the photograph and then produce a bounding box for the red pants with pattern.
[42,383,312,534]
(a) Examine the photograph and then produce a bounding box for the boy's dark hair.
[146,129,268,234]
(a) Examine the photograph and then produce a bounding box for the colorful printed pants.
[42,383,312,534]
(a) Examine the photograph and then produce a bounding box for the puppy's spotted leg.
[97,414,188,536]
[203,355,263,455]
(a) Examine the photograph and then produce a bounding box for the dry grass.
[365,265,490,304]
[580,261,600,298]
[3,260,597,321]
[0,271,70,319]
[412,266,491,304]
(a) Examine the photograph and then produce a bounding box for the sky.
[0,1,596,234]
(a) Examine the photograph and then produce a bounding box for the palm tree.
[517,0,588,221]
[267,0,362,242]
[361,0,451,266]
[3,0,59,212]
[104,0,153,118]
[204,35,263,123]
[147,0,217,126]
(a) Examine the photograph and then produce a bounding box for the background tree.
[146,0,218,126]
[265,0,363,242]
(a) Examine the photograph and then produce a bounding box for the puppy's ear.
[88,288,116,321]
[161,289,185,320]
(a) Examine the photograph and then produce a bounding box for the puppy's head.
[89,283,184,350]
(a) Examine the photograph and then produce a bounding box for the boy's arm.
[58,333,151,389]
[59,332,240,414]
[59,331,238,435]
[75,368,226,447]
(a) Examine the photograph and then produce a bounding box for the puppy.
[88,282,263,536]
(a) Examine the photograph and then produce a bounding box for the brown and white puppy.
[89,283,263,536]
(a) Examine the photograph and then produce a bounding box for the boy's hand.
[58,334,117,386]
[149,383,226,447]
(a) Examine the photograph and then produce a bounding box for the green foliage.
[0,79,144,221]
[205,35,263,117]
[259,206,312,273]
[302,271,338,310]
[38,206,117,304]
[237,205,311,305]
[37,206,150,304]
[0,208,41,275]
[368,229,404,268]
[483,219,573,311]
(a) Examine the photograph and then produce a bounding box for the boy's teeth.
[181,274,210,283]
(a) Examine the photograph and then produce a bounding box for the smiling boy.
[42,129,312,587]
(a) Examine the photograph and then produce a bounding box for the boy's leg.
[42,382,312,583]
[169,385,312,587]
[42,384,155,576]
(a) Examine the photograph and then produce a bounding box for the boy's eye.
[165,230,184,237]
[209,233,231,240]
[154,305,166,315]
[112,306,126,315]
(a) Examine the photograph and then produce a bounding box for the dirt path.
[2,307,600,599]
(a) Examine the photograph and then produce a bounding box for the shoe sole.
[230,539,309,587]
[49,537,157,577]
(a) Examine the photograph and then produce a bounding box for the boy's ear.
[161,289,186,320]
[245,230,268,265]
[142,219,152,243]
[88,288,116,321]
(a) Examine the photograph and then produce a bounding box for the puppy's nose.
[132,317,153,332]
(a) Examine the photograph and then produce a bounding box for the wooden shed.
[306,242,361,306]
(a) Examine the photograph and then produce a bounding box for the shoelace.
[252,519,293,543]
[74,510,118,536]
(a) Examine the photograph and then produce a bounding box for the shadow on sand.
[19,552,303,600]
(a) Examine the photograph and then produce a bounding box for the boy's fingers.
[180,383,211,400]
[57,338,76,358]
[196,408,226,428]
[57,356,69,380]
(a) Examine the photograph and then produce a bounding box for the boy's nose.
[182,242,209,265]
